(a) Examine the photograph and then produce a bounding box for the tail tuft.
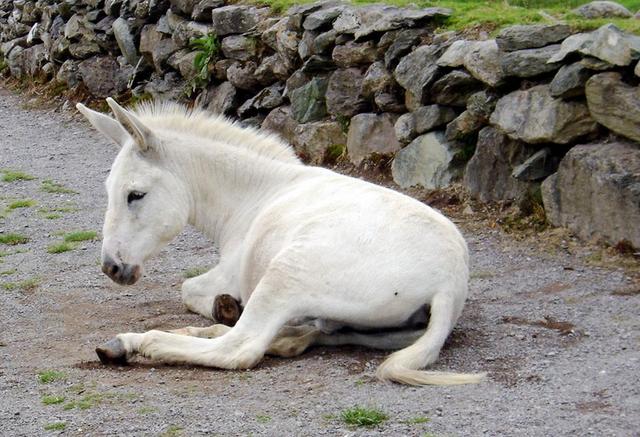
[376,361,487,386]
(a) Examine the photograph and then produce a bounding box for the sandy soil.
[0,86,639,437]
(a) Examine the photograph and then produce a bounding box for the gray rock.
[144,72,185,101]
[261,105,299,144]
[303,5,346,30]
[542,142,640,247]
[548,24,640,67]
[55,59,80,88]
[261,17,287,51]
[140,24,163,56]
[151,38,179,73]
[290,77,328,123]
[192,0,224,21]
[394,44,443,104]
[221,35,258,61]
[347,113,400,164]
[501,44,561,78]
[64,14,94,40]
[496,24,571,52]
[227,61,260,91]
[512,148,559,181]
[112,17,139,66]
[173,20,215,48]
[213,58,235,81]
[238,83,285,116]
[374,92,405,113]
[463,40,504,87]
[549,62,592,98]
[284,69,310,96]
[394,113,417,144]
[445,110,485,141]
[436,39,474,67]
[167,50,198,79]
[21,44,47,76]
[301,55,335,73]
[211,6,269,36]
[78,56,130,97]
[382,28,425,69]
[299,30,319,60]
[313,29,337,54]
[414,104,457,134]
[1,37,27,58]
[6,46,25,77]
[325,67,368,117]
[332,40,377,67]
[490,85,598,144]
[464,127,536,202]
[68,41,101,59]
[201,81,239,114]
[586,72,640,143]
[275,28,300,72]
[636,60,640,77]
[292,121,346,164]
[170,0,197,17]
[361,61,393,98]
[579,56,615,70]
[255,54,290,84]
[392,131,460,189]
[573,1,632,18]
[429,70,482,107]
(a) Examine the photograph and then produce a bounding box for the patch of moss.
[63,230,97,242]
[43,422,66,431]
[0,233,29,245]
[41,179,77,194]
[1,169,36,182]
[7,199,37,209]
[47,242,74,254]
[42,395,66,405]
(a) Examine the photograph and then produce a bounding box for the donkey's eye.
[127,191,146,204]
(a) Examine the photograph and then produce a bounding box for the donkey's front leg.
[181,259,240,320]
[97,278,296,368]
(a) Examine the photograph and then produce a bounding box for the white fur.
[78,99,485,385]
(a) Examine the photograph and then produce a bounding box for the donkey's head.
[77,99,190,285]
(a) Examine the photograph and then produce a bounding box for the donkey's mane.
[132,101,300,164]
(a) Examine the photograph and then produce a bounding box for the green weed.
[38,370,66,384]
[160,425,184,437]
[0,233,29,245]
[183,266,209,278]
[0,269,16,275]
[1,169,35,182]
[7,199,37,209]
[43,422,66,431]
[63,230,97,242]
[403,416,431,424]
[189,33,220,94]
[47,242,74,254]
[41,179,77,194]
[137,406,158,415]
[2,277,39,291]
[340,406,388,427]
[256,415,272,423]
[41,395,66,405]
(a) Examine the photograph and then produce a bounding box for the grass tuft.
[0,233,29,245]
[340,406,388,427]
[256,414,272,423]
[43,422,66,431]
[8,199,37,209]
[0,269,16,275]
[1,169,35,182]
[63,230,97,243]
[41,179,77,194]
[183,266,209,278]
[47,242,74,254]
[160,425,184,437]
[2,277,39,291]
[42,395,66,405]
[38,370,66,384]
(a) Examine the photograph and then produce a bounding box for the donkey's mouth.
[102,259,141,285]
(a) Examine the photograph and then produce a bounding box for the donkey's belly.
[312,304,429,334]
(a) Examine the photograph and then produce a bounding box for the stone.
[445,110,485,141]
[151,38,179,72]
[170,0,197,17]
[332,40,377,67]
[275,28,300,71]
[64,14,95,41]
[501,44,561,78]
[313,29,337,54]
[227,61,260,91]
[201,81,239,114]
[144,72,185,101]
[429,70,482,107]
[573,1,632,18]
[436,39,474,67]
[211,6,269,37]
[394,44,443,104]
[112,17,139,66]
[414,104,457,134]
[496,24,571,52]
[238,83,285,116]
[262,105,299,144]
[346,113,400,164]
[325,67,368,117]
[361,61,393,98]
[301,55,335,73]
[78,56,130,97]
[490,85,598,144]
[21,44,47,76]
[192,0,224,21]
[173,20,215,48]
[68,41,101,59]
[284,69,310,96]
[549,62,592,98]
[382,28,425,69]
[463,40,504,87]
[548,24,640,67]
[289,77,328,123]
[6,46,25,77]
[261,17,287,51]
[167,50,198,79]
[512,147,559,181]
[1,37,27,58]
[542,142,640,247]
[213,58,234,81]
[298,30,318,60]
[303,5,346,30]
[292,121,346,164]
[394,113,417,144]
[139,24,163,55]
[375,92,405,113]
[221,35,258,61]
[586,72,640,143]
[392,131,460,189]
[56,59,80,87]
[636,60,640,77]
[255,54,289,84]
[464,127,536,202]
[579,56,615,70]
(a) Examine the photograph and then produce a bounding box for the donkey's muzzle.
[102,256,141,285]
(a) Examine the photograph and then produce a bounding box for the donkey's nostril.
[109,264,119,276]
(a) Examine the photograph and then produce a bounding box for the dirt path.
[0,87,638,437]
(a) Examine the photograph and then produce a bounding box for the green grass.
[1,169,35,182]
[183,266,209,278]
[41,179,77,194]
[41,395,66,405]
[189,33,221,94]
[403,416,431,424]
[0,268,16,275]
[7,199,37,209]
[47,242,74,254]
[160,425,184,437]
[38,205,78,220]
[340,406,388,428]
[137,406,159,415]
[37,370,66,384]
[63,230,97,242]
[256,414,272,423]
[255,0,640,34]
[0,233,29,245]
[2,277,39,291]
[43,422,66,431]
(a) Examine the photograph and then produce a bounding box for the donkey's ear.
[106,97,156,152]
[76,103,130,147]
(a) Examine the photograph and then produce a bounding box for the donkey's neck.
[167,137,307,250]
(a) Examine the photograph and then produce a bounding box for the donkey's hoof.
[212,294,243,327]
[96,338,128,365]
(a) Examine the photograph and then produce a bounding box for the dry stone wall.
[1,0,640,247]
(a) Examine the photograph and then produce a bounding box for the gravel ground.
[0,86,639,437]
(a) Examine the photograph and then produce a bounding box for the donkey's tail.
[375,291,486,386]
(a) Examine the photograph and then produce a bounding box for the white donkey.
[77,98,485,385]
